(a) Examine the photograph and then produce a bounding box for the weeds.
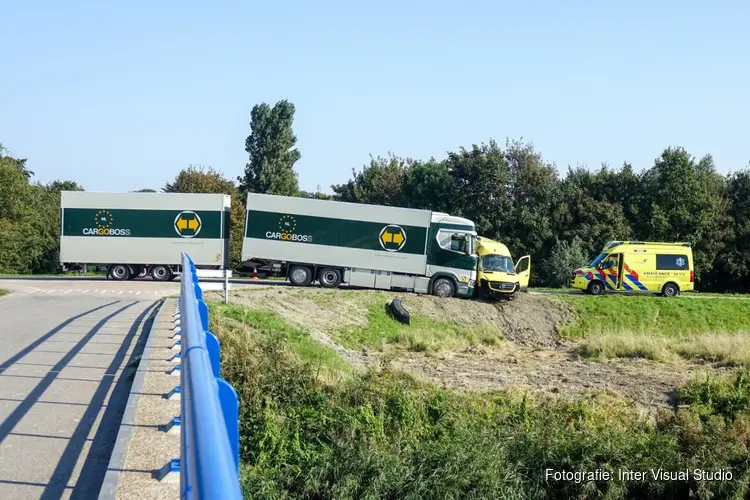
[559,295,750,338]
[211,303,750,499]
[335,302,503,353]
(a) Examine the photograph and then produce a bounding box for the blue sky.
[1,1,748,193]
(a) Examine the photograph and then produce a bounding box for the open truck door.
[515,255,531,291]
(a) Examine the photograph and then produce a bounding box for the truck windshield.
[588,252,607,267]
[481,254,514,273]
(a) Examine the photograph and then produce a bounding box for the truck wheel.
[432,278,456,299]
[587,280,605,296]
[109,265,130,281]
[289,266,313,287]
[318,268,342,288]
[662,282,679,297]
[151,265,172,282]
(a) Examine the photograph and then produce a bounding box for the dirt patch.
[213,286,730,411]
[389,293,572,349]
[392,344,711,410]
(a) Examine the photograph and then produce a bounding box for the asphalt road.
[0,293,158,499]
[0,277,270,299]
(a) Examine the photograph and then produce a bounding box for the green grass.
[0,289,9,297]
[559,295,750,338]
[211,302,750,499]
[558,295,750,367]
[334,301,502,353]
[208,301,351,376]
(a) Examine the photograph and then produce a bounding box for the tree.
[403,158,456,213]
[443,140,512,236]
[133,188,157,192]
[165,165,237,194]
[638,148,729,281]
[0,149,73,274]
[501,139,560,268]
[710,168,750,291]
[332,154,410,206]
[542,237,589,287]
[239,100,300,196]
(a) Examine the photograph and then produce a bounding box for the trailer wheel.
[151,265,172,282]
[289,265,313,287]
[432,278,456,298]
[109,264,130,281]
[318,268,342,288]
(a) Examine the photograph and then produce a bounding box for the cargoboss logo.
[174,211,202,238]
[265,215,313,243]
[82,210,131,236]
[379,224,407,252]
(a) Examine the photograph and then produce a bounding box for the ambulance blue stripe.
[622,282,633,291]
[628,275,648,291]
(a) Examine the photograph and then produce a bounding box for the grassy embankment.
[558,295,750,367]
[209,293,750,499]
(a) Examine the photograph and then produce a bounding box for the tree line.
[1,100,749,291]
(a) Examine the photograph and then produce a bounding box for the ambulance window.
[656,254,689,270]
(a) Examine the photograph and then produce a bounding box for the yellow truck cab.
[570,241,694,297]
[475,236,531,299]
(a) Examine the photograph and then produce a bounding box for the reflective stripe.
[625,274,648,291]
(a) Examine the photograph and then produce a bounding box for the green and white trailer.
[241,193,478,298]
[60,191,231,281]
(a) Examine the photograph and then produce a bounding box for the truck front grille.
[490,281,516,291]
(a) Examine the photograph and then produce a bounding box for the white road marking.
[83,290,90,294]
[45,290,54,294]
[100,290,106,294]
[64,290,72,294]
[118,291,123,294]
[136,291,141,296]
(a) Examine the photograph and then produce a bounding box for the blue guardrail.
[170,253,241,499]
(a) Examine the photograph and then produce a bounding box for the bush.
[541,237,589,288]
[213,308,750,499]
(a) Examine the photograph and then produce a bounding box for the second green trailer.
[240,193,478,298]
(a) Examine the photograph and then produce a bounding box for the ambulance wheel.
[151,265,172,282]
[318,268,342,288]
[587,280,605,296]
[289,265,313,287]
[109,264,130,281]
[433,278,456,299]
[662,283,679,297]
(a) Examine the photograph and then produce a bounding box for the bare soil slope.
[214,286,721,410]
